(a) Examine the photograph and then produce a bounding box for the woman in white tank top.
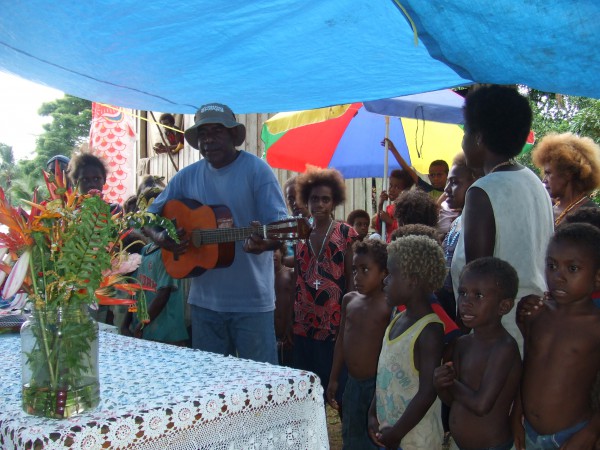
[450,86,554,352]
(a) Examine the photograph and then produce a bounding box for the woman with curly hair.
[532,132,600,226]
[293,166,357,404]
[450,86,554,351]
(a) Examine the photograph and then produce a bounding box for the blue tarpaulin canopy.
[0,1,597,113]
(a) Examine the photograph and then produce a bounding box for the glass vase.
[20,304,100,418]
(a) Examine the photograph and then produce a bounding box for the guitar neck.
[191,225,271,246]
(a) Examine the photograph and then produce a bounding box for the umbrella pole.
[382,116,390,242]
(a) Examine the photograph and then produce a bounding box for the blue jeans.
[524,418,588,449]
[342,375,378,450]
[190,305,277,364]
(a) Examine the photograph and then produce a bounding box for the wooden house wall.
[133,112,386,222]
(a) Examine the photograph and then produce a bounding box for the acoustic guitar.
[161,198,311,279]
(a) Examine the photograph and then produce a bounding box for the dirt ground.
[326,405,453,450]
[326,405,343,450]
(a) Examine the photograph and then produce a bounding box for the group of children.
[273,155,600,449]
[307,218,600,450]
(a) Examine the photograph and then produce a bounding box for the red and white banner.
[89,103,136,205]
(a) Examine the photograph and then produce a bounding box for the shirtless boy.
[327,239,391,449]
[514,223,600,449]
[434,257,521,450]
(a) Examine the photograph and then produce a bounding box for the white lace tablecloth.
[0,333,329,449]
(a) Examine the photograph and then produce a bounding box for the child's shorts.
[450,438,513,450]
[524,418,588,449]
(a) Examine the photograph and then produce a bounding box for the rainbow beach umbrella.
[262,90,466,179]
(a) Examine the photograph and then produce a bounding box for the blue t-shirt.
[149,151,288,313]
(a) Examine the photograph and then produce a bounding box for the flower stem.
[33,308,57,389]
[29,248,58,389]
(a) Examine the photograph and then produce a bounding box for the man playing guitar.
[145,103,288,364]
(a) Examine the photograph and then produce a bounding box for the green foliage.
[46,195,115,304]
[0,143,15,197]
[34,95,92,166]
[570,100,600,143]
[8,160,46,204]
[130,195,180,243]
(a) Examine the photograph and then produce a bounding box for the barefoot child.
[434,257,521,450]
[327,239,391,449]
[368,235,446,449]
[513,223,600,449]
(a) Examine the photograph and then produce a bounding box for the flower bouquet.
[0,164,176,418]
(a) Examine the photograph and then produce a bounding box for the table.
[0,332,329,449]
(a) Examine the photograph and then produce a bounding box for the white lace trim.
[0,332,328,449]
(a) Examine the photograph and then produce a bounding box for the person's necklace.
[489,158,516,174]
[444,216,461,259]
[309,220,334,289]
[554,194,589,226]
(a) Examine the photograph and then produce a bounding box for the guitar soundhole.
[217,217,234,228]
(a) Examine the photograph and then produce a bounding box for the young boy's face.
[388,177,405,201]
[546,240,600,305]
[77,166,106,194]
[383,259,412,307]
[351,217,370,240]
[353,252,386,296]
[428,164,448,190]
[457,271,509,328]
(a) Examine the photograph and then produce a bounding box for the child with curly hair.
[293,166,358,402]
[394,189,439,229]
[327,239,391,449]
[368,235,446,450]
[375,169,415,242]
[346,209,371,241]
[68,153,107,194]
[532,132,600,226]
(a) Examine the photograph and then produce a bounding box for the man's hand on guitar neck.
[243,221,280,255]
[145,226,189,254]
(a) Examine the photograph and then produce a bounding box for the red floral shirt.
[293,221,357,341]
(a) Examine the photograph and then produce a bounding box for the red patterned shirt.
[293,221,357,341]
